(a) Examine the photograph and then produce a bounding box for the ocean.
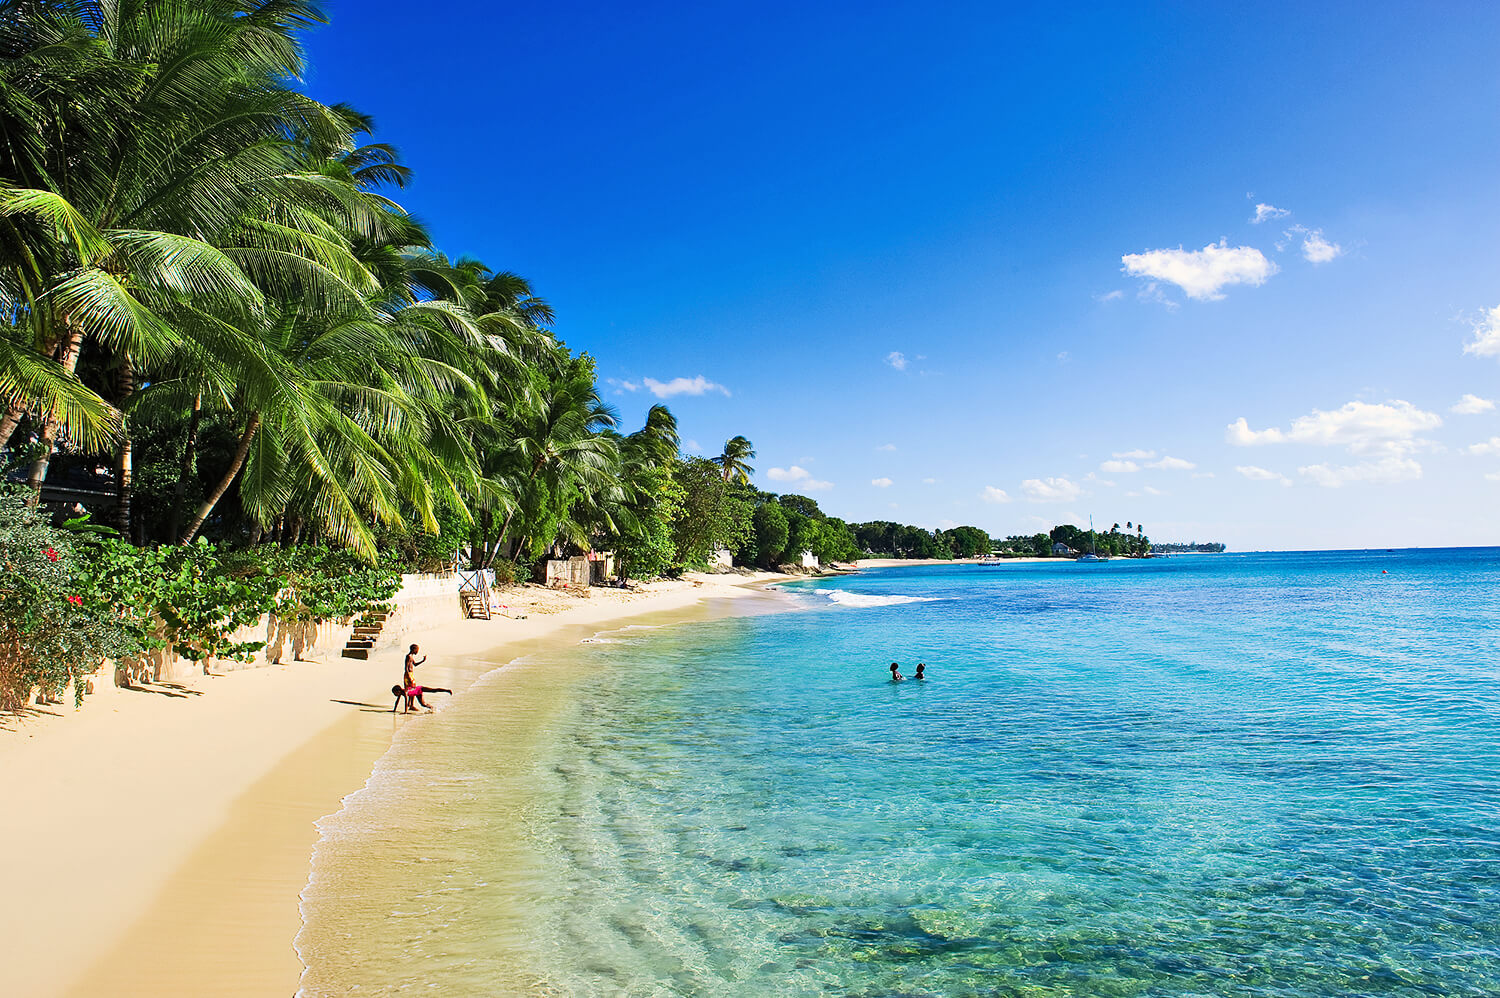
[296,550,1500,996]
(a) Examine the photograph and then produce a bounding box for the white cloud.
[1226,400,1441,456]
[871,477,893,488]
[885,351,908,371]
[1022,477,1083,503]
[642,375,730,399]
[1057,350,1071,363]
[606,378,640,393]
[1143,485,1166,496]
[938,518,961,530]
[1468,437,1500,456]
[1452,394,1496,415]
[1113,449,1156,460]
[1252,203,1290,224]
[1299,456,1422,488]
[1488,471,1500,482]
[1463,306,1500,359]
[1121,240,1278,301]
[1191,471,1215,479]
[980,486,1011,504]
[1100,460,1140,473]
[1095,290,1124,303]
[1299,228,1343,264]
[1146,455,1196,471]
[876,443,897,452]
[922,477,938,485]
[684,439,701,453]
[1237,465,1292,486]
[767,466,835,490]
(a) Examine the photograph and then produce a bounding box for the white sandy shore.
[0,570,788,998]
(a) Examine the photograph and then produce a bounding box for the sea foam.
[813,588,941,608]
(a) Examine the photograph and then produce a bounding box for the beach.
[0,570,786,998]
[288,552,1500,996]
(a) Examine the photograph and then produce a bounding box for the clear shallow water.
[298,550,1500,996]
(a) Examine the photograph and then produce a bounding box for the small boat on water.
[1077,515,1106,562]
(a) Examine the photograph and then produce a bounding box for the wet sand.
[1,572,785,998]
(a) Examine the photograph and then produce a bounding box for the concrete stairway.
[340,608,389,660]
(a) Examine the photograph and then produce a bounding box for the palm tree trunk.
[114,356,134,535]
[0,400,25,452]
[24,327,85,498]
[179,412,260,545]
[168,391,203,541]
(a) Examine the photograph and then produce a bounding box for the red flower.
[66,595,83,606]
[44,547,58,562]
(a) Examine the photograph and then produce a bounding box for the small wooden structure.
[458,567,493,619]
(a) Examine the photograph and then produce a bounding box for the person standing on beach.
[399,644,451,712]
[889,662,904,681]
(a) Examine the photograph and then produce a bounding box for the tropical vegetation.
[0,2,1172,710]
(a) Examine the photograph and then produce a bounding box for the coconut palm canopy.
[713,435,756,484]
[0,0,744,570]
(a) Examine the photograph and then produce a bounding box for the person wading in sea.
[889,662,904,681]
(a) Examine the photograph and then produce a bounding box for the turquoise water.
[299,550,1500,996]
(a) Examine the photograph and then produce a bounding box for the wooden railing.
[456,568,492,620]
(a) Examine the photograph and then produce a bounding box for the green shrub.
[0,488,140,709]
[490,558,519,587]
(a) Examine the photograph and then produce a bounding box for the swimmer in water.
[889,662,904,681]
[915,662,926,680]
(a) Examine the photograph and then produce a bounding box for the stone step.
[352,627,382,637]
[340,647,370,660]
[346,639,374,649]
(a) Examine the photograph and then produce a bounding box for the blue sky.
[306,2,1500,550]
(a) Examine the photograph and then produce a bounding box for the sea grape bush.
[263,547,403,623]
[0,486,404,708]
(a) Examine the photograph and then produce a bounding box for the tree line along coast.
[0,3,1220,713]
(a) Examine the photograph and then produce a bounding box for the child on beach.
[397,644,451,712]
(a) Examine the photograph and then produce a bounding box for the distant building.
[800,550,820,569]
[1051,542,1074,556]
[710,546,733,569]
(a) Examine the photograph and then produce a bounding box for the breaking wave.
[814,589,942,608]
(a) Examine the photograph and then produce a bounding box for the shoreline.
[855,556,1060,568]
[1,571,788,998]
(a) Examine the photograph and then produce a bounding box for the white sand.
[0,571,786,998]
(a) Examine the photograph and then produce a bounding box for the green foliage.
[80,537,273,665]
[0,488,139,709]
[262,547,403,623]
[615,465,683,582]
[752,503,789,567]
[942,525,992,558]
[490,558,520,587]
[672,457,750,570]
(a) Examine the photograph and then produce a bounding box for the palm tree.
[713,435,755,484]
[467,357,619,568]
[0,0,355,498]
